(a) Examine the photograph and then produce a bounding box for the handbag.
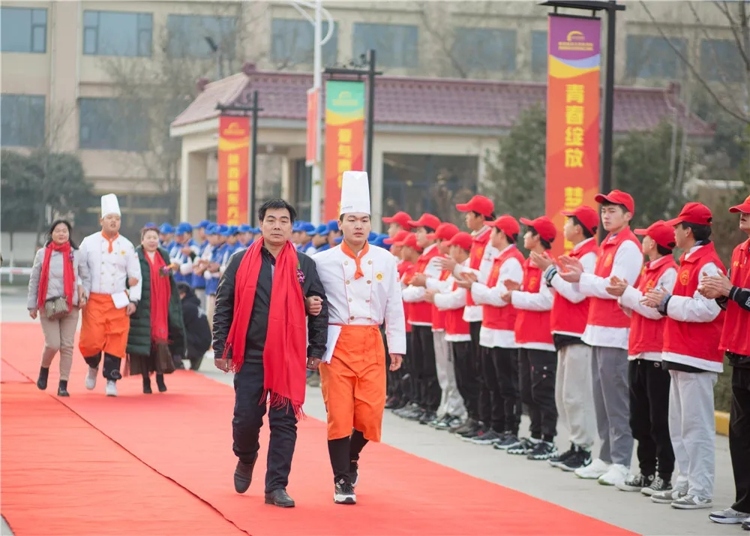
[44,296,70,320]
[155,343,176,375]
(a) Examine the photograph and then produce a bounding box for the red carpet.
[2,323,637,535]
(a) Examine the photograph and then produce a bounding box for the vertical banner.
[324,80,365,221]
[306,87,319,165]
[546,15,601,257]
[217,115,250,225]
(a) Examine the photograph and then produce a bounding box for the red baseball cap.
[448,232,473,251]
[520,216,557,243]
[729,195,750,214]
[383,229,411,245]
[635,220,676,250]
[665,202,713,227]
[428,222,460,241]
[408,213,442,231]
[456,195,494,218]
[396,233,422,252]
[594,190,635,214]
[561,205,599,236]
[489,215,521,238]
[382,211,413,230]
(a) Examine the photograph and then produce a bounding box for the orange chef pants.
[79,293,130,359]
[319,325,386,442]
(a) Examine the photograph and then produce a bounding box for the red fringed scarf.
[222,238,307,418]
[147,251,171,344]
[37,242,75,312]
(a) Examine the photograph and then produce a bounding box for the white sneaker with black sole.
[334,479,356,504]
[708,507,750,524]
[616,473,654,492]
[574,458,609,479]
[641,475,672,496]
[85,367,98,390]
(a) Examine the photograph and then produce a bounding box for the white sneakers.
[85,367,98,390]
[575,458,610,479]
[105,380,118,397]
[597,464,629,486]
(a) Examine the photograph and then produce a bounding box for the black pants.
[411,325,439,411]
[84,353,122,381]
[518,349,557,440]
[628,359,674,478]
[730,367,750,514]
[452,341,479,421]
[469,321,491,425]
[481,346,504,432]
[492,347,522,435]
[233,361,297,493]
[386,332,409,402]
[399,333,416,404]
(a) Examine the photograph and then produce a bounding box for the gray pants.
[433,331,466,419]
[556,344,597,449]
[39,308,80,381]
[591,346,633,466]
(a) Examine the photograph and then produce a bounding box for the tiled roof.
[171,70,714,137]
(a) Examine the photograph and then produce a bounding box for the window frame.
[0,6,47,53]
[352,22,419,69]
[0,93,46,148]
[82,10,153,58]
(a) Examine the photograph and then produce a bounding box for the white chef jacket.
[78,232,142,301]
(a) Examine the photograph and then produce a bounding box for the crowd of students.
[382,192,750,529]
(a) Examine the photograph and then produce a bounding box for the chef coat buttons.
[350,316,355,320]
[344,261,349,265]
[348,298,353,302]
[367,260,372,265]
[346,280,351,285]
[366,280,371,284]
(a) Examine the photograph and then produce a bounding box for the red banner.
[306,88,319,165]
[546,15,601,257]
[324,80,365,221]
[217,115,250,225]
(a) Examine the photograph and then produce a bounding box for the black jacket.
[181,287,213,359]
[212,246,328,361]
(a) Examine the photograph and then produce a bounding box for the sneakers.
[507,437,539,455]
[334,479,356,505]
[526,441,558,461]
[493,432,519,450]
[561,448,592,472]
[85,367,98,390]
[709,507,750,524]
[548,443,576,468]
[575,458,610,479]
[437,416,463,431]
[616,473,654,492]
[651,482,688,504]
[641,475,672,496]
[453,418,479,436]
[671,494,713,510]
[471,429,504,445]
[460,425,488,441]
[105,380,118,397]
[349,460,359,488]
[598,463,629,486]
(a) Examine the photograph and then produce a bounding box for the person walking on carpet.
[27,219,90,397]
[126,226,186,394]
[212,198,328,509]
[176,282,213,371]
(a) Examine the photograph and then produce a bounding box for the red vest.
[401,262,417,333]
[550,239,598,336]
[720,239,750,357]
[397,259,413,280]
[587,228,641,329]
[409,246,441,325]
[628,256,679,355]
[444,280,470,336]
[663,243,726,365]
[431,268,452,330]
[482,246,524,331]
[466,226,492,307]
[514,257,554,345]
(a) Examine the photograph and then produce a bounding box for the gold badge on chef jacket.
[375,272,384,281]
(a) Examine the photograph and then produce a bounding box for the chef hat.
[101,194,121,217]
[339,171,370,216]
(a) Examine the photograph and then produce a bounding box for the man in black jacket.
[176,283,212,370]
[212,199,328,509]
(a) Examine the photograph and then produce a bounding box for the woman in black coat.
[126,227,186,393]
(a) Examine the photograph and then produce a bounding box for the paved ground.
[0,284,738,535]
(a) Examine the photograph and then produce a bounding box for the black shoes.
[156,374,167,392]
[143,377,153,394]
[57,380,69,397]
[36,366,49,390]
[264,488,295,508]
[233,455,258,494]
[350,459,359,488]
[334,479,356,504]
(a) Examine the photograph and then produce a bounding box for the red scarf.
[223,239,307,418]
[147,251,171,344]
[37,242,75,311]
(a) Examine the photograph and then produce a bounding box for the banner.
[546,15,601,257]
[324,80,365,221]
[217,115,250,225]
[306,87,319,165]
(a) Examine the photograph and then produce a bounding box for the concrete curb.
[716,411,730,436]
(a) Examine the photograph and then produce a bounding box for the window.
[167,14,236,59]
[1,94,45,147]
[626,35,687,79]
[352,23,418,68]
[83,11,152,57]
[701,39,743,83]
[531,31,548,74]
[270,18,337,67]
[1,7,46,53]
[79,98,149,151]
[451,27,516,72]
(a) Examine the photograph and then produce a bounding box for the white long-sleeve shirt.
[455,226,497,323]
[433,259,471,342]
[78,232,142,302]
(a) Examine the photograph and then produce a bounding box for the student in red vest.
[641,202,726,510]
[531,206,599,471]
[605,220,678,496]
[443,195,498,439]
[409,222,466,429]
[501,216,558,460]
[402,214,443,424]
[461,215,524,446]
[425,232,475,432]
[558,190,642,486]
[382,212,413,238]
[702,195,750,527]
